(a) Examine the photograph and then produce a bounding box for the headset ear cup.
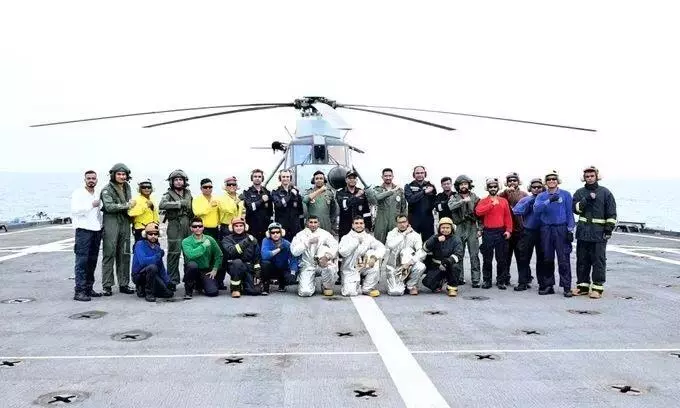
[265,231,270,238]
[245,224,249,232]
[141,230,146,239]
[281,228,286,237]
[228,225,233,233]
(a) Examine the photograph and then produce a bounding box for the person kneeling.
[181,217,223,299]
[131,223,173,302]
[419,217,464,297]
[290,216,339,297]
[261,222,298,295]
[384,215,426,296]
[222,218,262,297]
[338,216,386,297]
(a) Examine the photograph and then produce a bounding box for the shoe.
[262,283,270,296]
[589,291,602,299]
[497,284,507,290]
[481,282,492,289]
[145,294,156,302]
[538,286,555,295]
[563,289,573,298]
[368,289,380,297]
[119,286,135,294]
[471,283,481,288]
[136,285,145,298]
[447,286,458,297]
[459,280,466,286]
[231,290,241,298]
[526,283,532,289]
[103,287,112,296]
[73,292,91,302]
[514,284,528,291]
[183,290,193,300]
[572,285,590,296]
[323,289,334,296]
[167,282,176,292]
[409,287,419,295]
[277,285,286,292]
[87,289,102,297]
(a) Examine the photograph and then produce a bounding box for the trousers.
[74,228,102,293]
[540,224,572,289]
[480,228,509,284]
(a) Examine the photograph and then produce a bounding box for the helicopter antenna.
[284,125,294,140]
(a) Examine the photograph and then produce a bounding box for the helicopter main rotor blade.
[142,104,294,128]
[29,103,292,128]
[339,106,455,131]
[341,104,596,132]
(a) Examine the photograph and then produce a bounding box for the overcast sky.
[2,1,678,188]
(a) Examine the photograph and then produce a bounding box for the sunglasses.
[226,183,237,187]
[531,185,543,189]
[140,185,152,189]
[488,185,499,189]
[546,177,558,181]
[270,230,281,234]
[201,185,213,189]
[146,232,159,236]
[191,225,204,229]
[507,179,518,182]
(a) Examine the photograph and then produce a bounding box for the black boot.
[481,281,492,289]
[74,292,91,302]
[538,286,555,295]
[87,287,102,297]
[103,287,113,296]
[184,282,194,300]
[119,285,135,294]
[261,281,270,296]
[136,285,145,298]
[514,283,528,291]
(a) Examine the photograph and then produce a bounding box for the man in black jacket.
[572,166,617,299]
[240,169,273,243]
[336,170,372,239]
[271,169,304,239]
[404,165,437,242]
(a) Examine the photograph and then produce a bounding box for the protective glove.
[441,258,452,268]
[567,231,574,243]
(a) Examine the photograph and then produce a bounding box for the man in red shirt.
[475,178,513,289]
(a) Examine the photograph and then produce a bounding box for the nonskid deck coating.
[1,227,679,407]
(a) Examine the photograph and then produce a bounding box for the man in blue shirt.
[533,170,575,297]
[131,223,173,302]
[512,178,545,291]
[260,222,298,295]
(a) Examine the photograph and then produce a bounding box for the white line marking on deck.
[2,347,679,361]
[613,232,680,242]
[0,225,72,236]
[0,238,74,263]
[609,245,680,266]
[351,296,450,408]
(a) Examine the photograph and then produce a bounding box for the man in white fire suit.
[383,214,426,296]
[290,215,339,297]
[338,215,386,297]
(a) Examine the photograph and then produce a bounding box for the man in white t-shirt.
[71,170,104,301]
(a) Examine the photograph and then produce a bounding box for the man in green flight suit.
[447,174,482,287]
[366,168,406,243]
[100,163,136,296]
[159,169,193,290]
[303,170,339,235]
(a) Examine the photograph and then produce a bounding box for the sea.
[0,172,678,232]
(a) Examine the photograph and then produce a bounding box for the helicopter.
[30,95,596,191]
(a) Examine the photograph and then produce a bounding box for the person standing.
[475,178,513,290]
[192,178,220,241]
[240,169,273,243]
[533,170,575,297]
[572,166,617,299]
[404,165,437,242]
[498,172,528,286]
[448,174,482,287]
[336,170,372,239]
[100,163,136,296]
[434,177,454,221]
[128,179,160,243]
[216,176,246,289]
[512,178,545,291]
[366,168,406,244]
[159,169,193,290]
[303,171,339,234]
[271,170,304,239]
[71,170,103,301]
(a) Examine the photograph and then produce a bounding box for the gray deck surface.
[1,226,679,407]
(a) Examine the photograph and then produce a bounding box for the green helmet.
[454,174,474,192]
[109,163,131,182]
[167,169,189,188]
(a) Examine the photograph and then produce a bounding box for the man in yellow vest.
[128,179,160,243]
[192,178,220,241]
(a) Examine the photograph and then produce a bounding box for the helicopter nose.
[327,165,351,190]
